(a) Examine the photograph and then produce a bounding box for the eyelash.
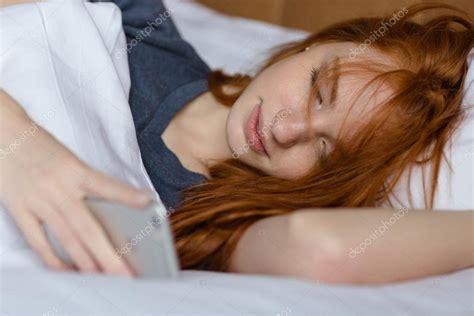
[310,67,323,106]
[319,138,327,160]
[311,67,328,159]
[310,67,319,85]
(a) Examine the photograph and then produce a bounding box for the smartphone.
[46,198,180,279]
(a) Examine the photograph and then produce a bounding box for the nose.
[271,108,311,148]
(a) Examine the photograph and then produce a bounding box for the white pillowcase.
[382,49,474,211]
[164,0,308,75]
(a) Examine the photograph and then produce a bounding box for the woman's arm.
[229,208,473,284]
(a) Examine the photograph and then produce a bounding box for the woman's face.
[225,41,391,179]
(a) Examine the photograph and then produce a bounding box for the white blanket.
[0,0,162,266]
[0,0,156,194]
[0,0,473,315]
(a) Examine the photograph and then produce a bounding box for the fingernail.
[137,192,152,204]
[124,268,136,278]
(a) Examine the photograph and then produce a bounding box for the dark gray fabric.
[99,0,209,209]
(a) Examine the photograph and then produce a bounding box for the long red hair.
[171,3,473,271]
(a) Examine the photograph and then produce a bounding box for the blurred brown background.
[197,0,473,32]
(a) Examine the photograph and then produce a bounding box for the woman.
[0,0,472,284]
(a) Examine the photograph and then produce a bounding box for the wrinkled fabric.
[99,0,210,209]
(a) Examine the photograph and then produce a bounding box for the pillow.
[382,49,474,211]
[164,0,308,75]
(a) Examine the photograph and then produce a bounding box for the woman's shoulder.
[109,0,211,131]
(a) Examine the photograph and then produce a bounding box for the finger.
[40,206,99,274]
[11,210,70,271]
[59,198,135,277]
[81,170,152,208]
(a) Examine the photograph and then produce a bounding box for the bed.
[1,1,473,315]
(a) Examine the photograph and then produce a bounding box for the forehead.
[337,70,393,139]
[309,43,394,139]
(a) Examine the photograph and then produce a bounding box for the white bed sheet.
[1,1,473,315]
[2,264,473,315]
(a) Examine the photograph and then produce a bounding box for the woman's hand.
[0,90,152,276]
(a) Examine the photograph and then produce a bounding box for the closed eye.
[311,67,323,107]
[319,138,327,160]
[310,67,319,86]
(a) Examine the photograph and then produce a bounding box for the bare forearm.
[0,90,33,144]
[0,89,29,117]
[228,213,314,278]
[229,208,474,284]
[297,208,473,284]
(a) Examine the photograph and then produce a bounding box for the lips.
[245,100,268,156]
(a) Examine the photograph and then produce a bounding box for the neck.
[164,91,232,177]
[191,92,233,165]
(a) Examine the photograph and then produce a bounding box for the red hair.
[171,3,473,271]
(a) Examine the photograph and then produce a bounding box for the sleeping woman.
[0,0,473,284]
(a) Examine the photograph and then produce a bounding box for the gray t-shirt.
[109,0,210,209]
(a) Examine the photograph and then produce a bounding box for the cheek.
[225,64,303,151]
[269,146,316,179]
[256,57,308,101]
